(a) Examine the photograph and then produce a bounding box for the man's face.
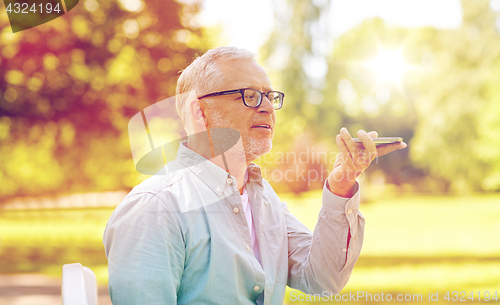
[200,59,277,162]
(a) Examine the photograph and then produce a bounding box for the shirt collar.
[170,141,264,196]
[170,141,233,196]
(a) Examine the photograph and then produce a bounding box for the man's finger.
[336,133,354,167]
[376,142,407,157]
[340,127,358,159]
[367,131,378,138]
[357,130,377,157]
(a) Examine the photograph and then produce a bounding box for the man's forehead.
[216,59,272,90]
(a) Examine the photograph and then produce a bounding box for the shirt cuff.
[322,180,362,237]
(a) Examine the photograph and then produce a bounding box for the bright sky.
[198,0,463,53]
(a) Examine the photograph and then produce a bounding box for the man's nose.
[258,95,275,113]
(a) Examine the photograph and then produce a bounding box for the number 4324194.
[443,291,498,302]
[6,2,61,14]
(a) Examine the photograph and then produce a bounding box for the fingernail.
[402,142,407,148]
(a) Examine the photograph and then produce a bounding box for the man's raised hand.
[327,127,407,197]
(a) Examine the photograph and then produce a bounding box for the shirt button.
[342,248,347,253]
[246,245,251,251]
[347,209,353,215]
[216,187,221,192]
[227,178,233,184]
[253,285,260,291]
[233,207,240,214]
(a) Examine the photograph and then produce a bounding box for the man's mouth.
[252,124,271,129]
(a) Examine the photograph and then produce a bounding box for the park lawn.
[0,208,113,283]
[282,191,500,304]
[1,191,499,304]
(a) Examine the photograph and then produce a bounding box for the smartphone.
[352,137,403,145]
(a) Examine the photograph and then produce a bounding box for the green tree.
[321,18,419,190]
[261,0,500,194]
[409,0,500,192]
[0,0,209,199]
[261,0,335,149]
[260,1,418,193]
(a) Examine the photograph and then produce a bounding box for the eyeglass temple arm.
[198,90,243,99]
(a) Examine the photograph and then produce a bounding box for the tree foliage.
[0,0,208,199]
[261,0,500,193]
[261,1,417,193]
[409,0,500,192]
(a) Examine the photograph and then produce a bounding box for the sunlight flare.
[366,48,411,85]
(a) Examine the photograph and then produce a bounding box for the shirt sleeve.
[285,181,365,295]
[103,192,185,304]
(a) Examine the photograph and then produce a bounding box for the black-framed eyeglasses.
[198,88,284,110]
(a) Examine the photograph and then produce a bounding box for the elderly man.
[103,46,406,304]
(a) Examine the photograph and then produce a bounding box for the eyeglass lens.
[243,89,260,107]
[243,89,282,109]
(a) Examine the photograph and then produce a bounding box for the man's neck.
[187,138,249,195]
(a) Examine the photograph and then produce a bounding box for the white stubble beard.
[210,111,273,163]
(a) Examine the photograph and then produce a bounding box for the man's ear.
[189,98,203,120]
[188,98,209,132]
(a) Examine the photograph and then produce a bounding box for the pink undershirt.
[240,186,261,264]
[241,182,352,265]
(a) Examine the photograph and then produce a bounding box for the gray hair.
[175,47,256,132]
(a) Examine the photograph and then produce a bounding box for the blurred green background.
[1,0,499,303]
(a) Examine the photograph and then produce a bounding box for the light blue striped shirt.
[104,142,364,304]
